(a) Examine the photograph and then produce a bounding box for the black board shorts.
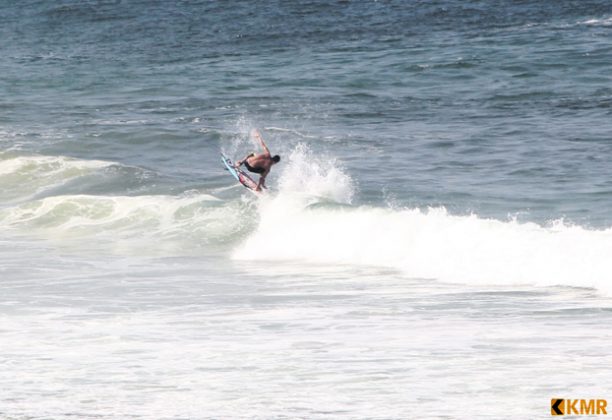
[244,160,265,174]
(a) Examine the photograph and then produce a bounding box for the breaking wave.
[1,149,611,294]
[234,146,612,295]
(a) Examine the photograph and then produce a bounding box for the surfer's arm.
[236,152,254,167]
[253,129,270,156]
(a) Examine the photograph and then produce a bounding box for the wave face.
[0,193,249,251]
[0,153,253,253]
[0,153,112,202]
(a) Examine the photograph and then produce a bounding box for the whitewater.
[2,136,612,419]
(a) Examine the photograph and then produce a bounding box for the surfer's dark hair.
[272,155,280,163]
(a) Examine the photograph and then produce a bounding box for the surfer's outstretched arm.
[252,129,270,156]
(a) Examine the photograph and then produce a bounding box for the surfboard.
[221,154,260,194]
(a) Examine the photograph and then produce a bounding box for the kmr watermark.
[551,399,607,416]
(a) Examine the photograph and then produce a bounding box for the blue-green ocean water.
[3,0,612,223]
[1,1,612,418]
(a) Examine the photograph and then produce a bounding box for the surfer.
[235,129,281,191]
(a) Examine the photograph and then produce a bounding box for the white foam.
[276,143,355,204]
[236,204,612,294]
[234,145,612,295]
[581,17,612,26]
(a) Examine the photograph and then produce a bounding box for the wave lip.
[0,154,113,202]
[0,192,250,253]
[0,154,110,176]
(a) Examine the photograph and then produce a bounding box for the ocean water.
[1,1,612,418]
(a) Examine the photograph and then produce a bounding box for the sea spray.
[276,143,355,204]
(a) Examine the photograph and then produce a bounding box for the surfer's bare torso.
[236,130,281,191]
